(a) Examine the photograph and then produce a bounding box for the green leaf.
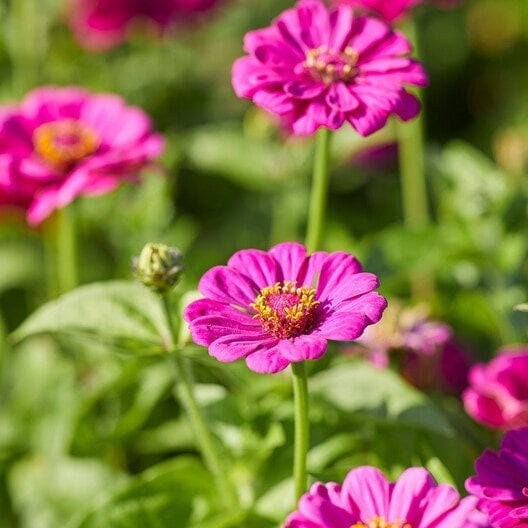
[74,457,214,528]
[310,361,454,436]
[11,281,171,355]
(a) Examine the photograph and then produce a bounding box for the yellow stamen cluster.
[351,517,411,528]
[304,45,359,85]
[250,281,319,339]
[33,119,99,168]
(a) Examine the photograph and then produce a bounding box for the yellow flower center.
[304,45,359,85]
[351,517,411,528]
[250,281,319,339]
[33,119,99,168]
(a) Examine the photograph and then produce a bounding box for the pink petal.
[315,252,364,300]
[388,467,437,524]
[227,248,280,289]
[284,80,326,100]
[328,4,354,51]
[268,242,308,282]
[416,484,460,527]
[341,466,390,520]
[326,83,360,112]
[209,334,277,362]
[277,335,328,362]
[318,272,380,306]
[198,265,259,307]
[245,345,290,373]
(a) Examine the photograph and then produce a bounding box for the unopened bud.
[133,243,184,293]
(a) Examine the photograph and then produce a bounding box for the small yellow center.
[304,45,359,85]
[351,517,411,528]
[33,119,99,168]
[250,281,319,339]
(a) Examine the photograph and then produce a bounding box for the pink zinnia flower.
[0,86,164,225]
[68,0,219,51]
[232,0,428,136]
[332,0,462,23]
[284,465,480,527]
[466,428,528,528]
[184,242,387,374]
[462,348,528,430]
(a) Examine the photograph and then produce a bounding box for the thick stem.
[161,294,237,508]
[305,127,332,254]
[291,361,310,501]
[397,18,433,299]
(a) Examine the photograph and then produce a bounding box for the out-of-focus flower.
[68,0,220,51]
[463,347,528,430]
[331,0,462,24]
[351,302,472,394]
[133,243,184,293]
[284,465,479,527]
[232,0,428,137]
[0,86,164,225]
[349,142,399,172]
[466,428,528,528]
[184,242,386,374]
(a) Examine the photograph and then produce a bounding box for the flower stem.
[291,361,310,501]
[56,205,78,295]
[305,127,332,253]
[160,294,237,508]
[397,18,433,299]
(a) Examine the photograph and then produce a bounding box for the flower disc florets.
[33,119,100,169]
[251,281,319,339]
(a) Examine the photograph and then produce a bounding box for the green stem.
[397,18,433,299]
[291,361,310,501]
[160,294,237,508]
[56,205,78,295]
[305,127,332,253]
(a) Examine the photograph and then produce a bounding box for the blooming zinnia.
[184,242,386,374]
[284,465,480,527]
[232,0,428,136]
[462,347,528,430]
[0,86,164,225]
[332,0,462,23]
[466,427,528,528]
[68,0,219,51]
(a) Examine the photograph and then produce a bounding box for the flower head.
[284,465,479,527]
[0,86,164,225]
[463,347,528,430]
[351,302,472,394]
[183,242,386,374]
[466,428,528,528]
[331,0,463,23]
[232,0,428,136]
[68,0,220,51]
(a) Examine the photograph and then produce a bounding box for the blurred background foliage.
[0,0,527,526]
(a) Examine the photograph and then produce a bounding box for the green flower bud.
[133,243,184,293]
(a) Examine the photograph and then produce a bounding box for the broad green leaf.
[11,281,171,355]
[310,361,454,436]
[8,456,126,528]
[74,457,214,528]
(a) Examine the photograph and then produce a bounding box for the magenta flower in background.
[331,0,462,23]
[0,86,164,225]
[284,465,480,527]
[463,347,528,430]
[68,0,220,51]
[351,302,472,394]
[232,0,428,136]
[466,428,528,528]
[184,242,386,374]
